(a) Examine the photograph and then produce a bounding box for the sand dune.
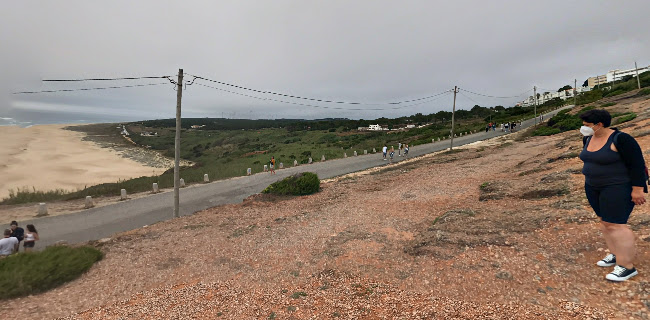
[0,124,167,200]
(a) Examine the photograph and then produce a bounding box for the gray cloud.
[2,0,649,122]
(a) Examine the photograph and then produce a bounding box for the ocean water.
[0,108,145,127]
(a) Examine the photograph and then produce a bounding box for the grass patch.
[262,172,320,195]
[291,291,308,299]
[613,113,637,125]
[637,88,650,96]
[0,246,103,300]
[2,187,70,205]
[600,102,616,107]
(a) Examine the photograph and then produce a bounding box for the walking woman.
[579,109,647,282]
[23,224,39,252]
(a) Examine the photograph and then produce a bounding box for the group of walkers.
[382,143,409,162]
[484,122,519,133]
[0,221,39,257]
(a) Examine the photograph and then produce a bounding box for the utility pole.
[173,69,183,218]
[635,61,641,90]
[573,79,577,106]
[533,86,538,126]
[449,86,458,150]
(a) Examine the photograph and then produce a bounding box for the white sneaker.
[606,265,638,282]
[596,253,616,267]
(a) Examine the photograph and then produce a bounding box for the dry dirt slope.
[5,94,650,319]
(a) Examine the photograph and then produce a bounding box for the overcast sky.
[1,0,649,122]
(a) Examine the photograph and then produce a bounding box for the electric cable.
[195,82,452,111]
[42,76,172,82]
[459,88,532,99]
[11,82,170,95]
[186,73,450,106]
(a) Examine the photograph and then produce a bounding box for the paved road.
[23,106,573,247]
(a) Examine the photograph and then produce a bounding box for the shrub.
[613,113,637,125]
[0,246,103,299]
[262,172,320,195]
[532,127,562,136]
[600,102,616,107]
[636,88,650,96]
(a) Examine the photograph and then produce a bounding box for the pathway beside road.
[23,106,573,247]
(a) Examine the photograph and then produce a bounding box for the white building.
[368,124,382,131]
[606,65,650,83]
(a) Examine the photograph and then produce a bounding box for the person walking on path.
[269,156,276,175]
[0,229,19,257]
[398,142,402,156]
[579,109,647,282]
[404,144,409,158]
[23,224,39,252]
[9,221,24,248]
[382,145,388,161]
[389,146,395,163]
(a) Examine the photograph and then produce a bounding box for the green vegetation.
[600,102,616,107]
[532,109,581,136]
[0,246,103,300]
[2,187,69,205]
[263,172,320,195]
[613,113,637,125]
[290,291,308,299]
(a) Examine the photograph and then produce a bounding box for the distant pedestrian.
[9,221,24,248]
[485,124,490,132]
[382,145,388,160]
[389,146,395,162]
[500,123,504,132]
[511,122,517,132]
[492,123,496,131]
[0,229,19,257]
[504,122,509,133]
[269,156,276,174]
[398,142,402,156]
[23,224,39,252]
[404,144,409,158]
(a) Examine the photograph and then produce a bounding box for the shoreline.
[0,123,169,201]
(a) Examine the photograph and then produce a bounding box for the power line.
[42,76,172,82]
[11,82,171,95]
[459,88,532,99]
[187,73,450,106]
[195,82,451,111]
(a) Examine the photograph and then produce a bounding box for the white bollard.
[204,174,209,182]
[372,148,376,153]
[247,168,252,175]
[432,139,435,143]
[438,137,441,141]
[180,178,185,187]
[354,151,358,156]
[321,155,326,161]
[120,189,127,201]
[364,150,367,155]
[308,157,313,164]
[37,203,48,216]
[85,196,94,209]
[279,162,283,169]
[152,183,159,193]
[264,164,268,172]
[293,159,298,166]
[344,152,347,158]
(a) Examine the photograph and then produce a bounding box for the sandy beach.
[0,124,167,201]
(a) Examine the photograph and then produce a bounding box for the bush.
[0,246,103,299]
[532,127,562,136]
[636,88,650,96]
[262,172,320,195]
[613,113,637,125]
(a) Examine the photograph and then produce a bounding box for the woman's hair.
[579,109,612,127]
[26,224,37,233]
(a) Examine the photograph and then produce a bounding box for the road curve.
[25,106,573,247]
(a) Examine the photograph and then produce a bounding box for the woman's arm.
[617,133,648,193]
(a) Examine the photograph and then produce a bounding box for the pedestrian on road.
[23,224,39,252]
[579,109,648,282]
[404,144,409,158]
[504,122,509,133]
[9,221,24,248]
[0,229,19,257]
[485,124,490,132]
[382,145,388,160]
[269,156,276,174]
[511,122,516,132]
[389,146,395,162]
[398,142,402,156]
[492,123,496,131]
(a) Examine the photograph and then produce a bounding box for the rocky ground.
[4,95,650,319]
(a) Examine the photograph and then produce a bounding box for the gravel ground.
[4,98,650,319]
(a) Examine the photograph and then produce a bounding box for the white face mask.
[580,125,595,136]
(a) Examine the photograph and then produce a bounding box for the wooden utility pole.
[449,86,458,150]
[533,86,538,126]
[174,69,183,218]
[573,79,577,106]
[635,61,641,90]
